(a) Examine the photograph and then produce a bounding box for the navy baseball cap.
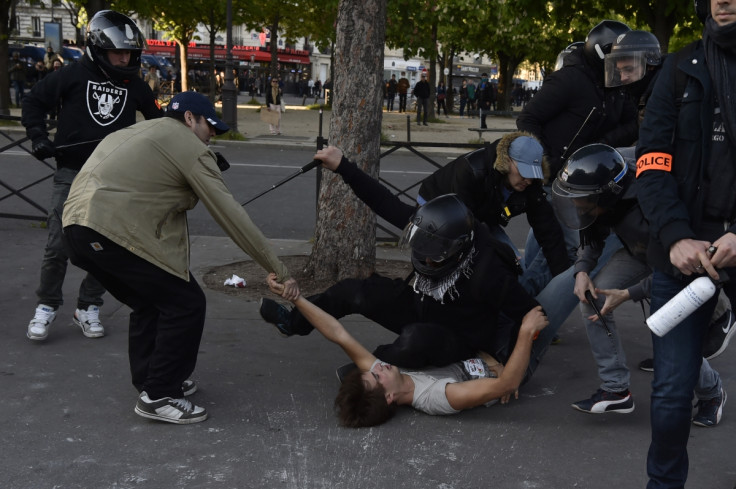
[168,91,230,135]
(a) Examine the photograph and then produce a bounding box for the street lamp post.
[250,53,258,97]
[221,0,238,132]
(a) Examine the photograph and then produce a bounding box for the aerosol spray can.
[646,276,717,337]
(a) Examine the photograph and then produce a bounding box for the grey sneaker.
[134,391,208,424]
[73,305,105,338]
[27,304,57,341]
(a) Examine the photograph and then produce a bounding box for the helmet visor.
[550,179,601,230]
[96,24,146,50]
[604,52,647,87]
[399,222,463,263]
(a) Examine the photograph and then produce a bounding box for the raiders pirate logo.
[87,81,128,126]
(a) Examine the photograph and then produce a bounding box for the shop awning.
[145,40,311,65]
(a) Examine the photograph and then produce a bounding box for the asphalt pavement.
[0,94,734,489]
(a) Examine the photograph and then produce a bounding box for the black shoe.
[551,335,561,345]
[422,122,428,126]
[336,362,358,383]
[703,309,735,360]
[639,358,654,372]
[259,298,293,337]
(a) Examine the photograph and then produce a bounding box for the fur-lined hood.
[494,131,551,181]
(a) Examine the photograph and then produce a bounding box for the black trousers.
[64,225,206,399]
[398,94,407,112]
[287,274,477,369]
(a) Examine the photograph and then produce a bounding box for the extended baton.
[241,159,321,206]
[54,139,104,151]
[560,107,597,161]
[585,290,613,337]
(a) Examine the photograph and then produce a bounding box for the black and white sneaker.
[703,309,736,360]
[259,298,293,337]
[135,391,208,424]
[182,379,197,396]
[571,389,635,414]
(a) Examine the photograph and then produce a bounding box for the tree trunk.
[178,41,190,92]
[306,0,387,282]
[495,51,522,112]
[0,0,11,115]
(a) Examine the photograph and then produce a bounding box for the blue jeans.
[646,270,731,489]
[37,167,106,310]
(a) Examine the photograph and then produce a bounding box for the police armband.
[636,152,672,177]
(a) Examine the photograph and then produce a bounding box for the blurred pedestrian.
[9,51,26,107]
[265,77,283,135]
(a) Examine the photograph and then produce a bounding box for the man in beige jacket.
[62,91,299,424]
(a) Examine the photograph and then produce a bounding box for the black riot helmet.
[400,194,475,278]
[554,41,584,71]
[584,20,631,69]
[604,30,662,88]
[550,144,630,230]
[86,10,146,82]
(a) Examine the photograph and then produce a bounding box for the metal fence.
[0,115,55,221]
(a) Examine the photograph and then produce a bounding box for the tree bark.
[495,51,523,112]
[306,0,387,282]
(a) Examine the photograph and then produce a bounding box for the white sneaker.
[73,305,105,338]
[27,304,57,341]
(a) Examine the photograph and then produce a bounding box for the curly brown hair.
[334,369,398,427]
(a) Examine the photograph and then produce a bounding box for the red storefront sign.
[145,39,310,64]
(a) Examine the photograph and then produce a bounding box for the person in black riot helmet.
[549,144,727,421]
[85,10,147,84]
[517,20,637,286]
[554,42,584,72]
[21,10,162,342]
[604,30,662,90]
[604,30,663,128]
[518,20,637,180]
[260,146,571,393]
[400,194,476,283]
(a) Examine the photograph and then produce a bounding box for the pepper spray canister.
[646,276,717,337]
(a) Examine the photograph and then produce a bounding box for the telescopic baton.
[560,106,597,161]
[240,159,321,207]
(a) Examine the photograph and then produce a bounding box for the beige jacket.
[63,117,289,282]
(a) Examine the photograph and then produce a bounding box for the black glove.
[31,137,56,161]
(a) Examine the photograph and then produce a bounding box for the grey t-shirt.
[372,359,497,415]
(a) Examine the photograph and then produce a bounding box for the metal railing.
[0,115,55,221]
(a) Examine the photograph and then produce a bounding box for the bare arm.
[444,306,548,410]
[266,274,375,371]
